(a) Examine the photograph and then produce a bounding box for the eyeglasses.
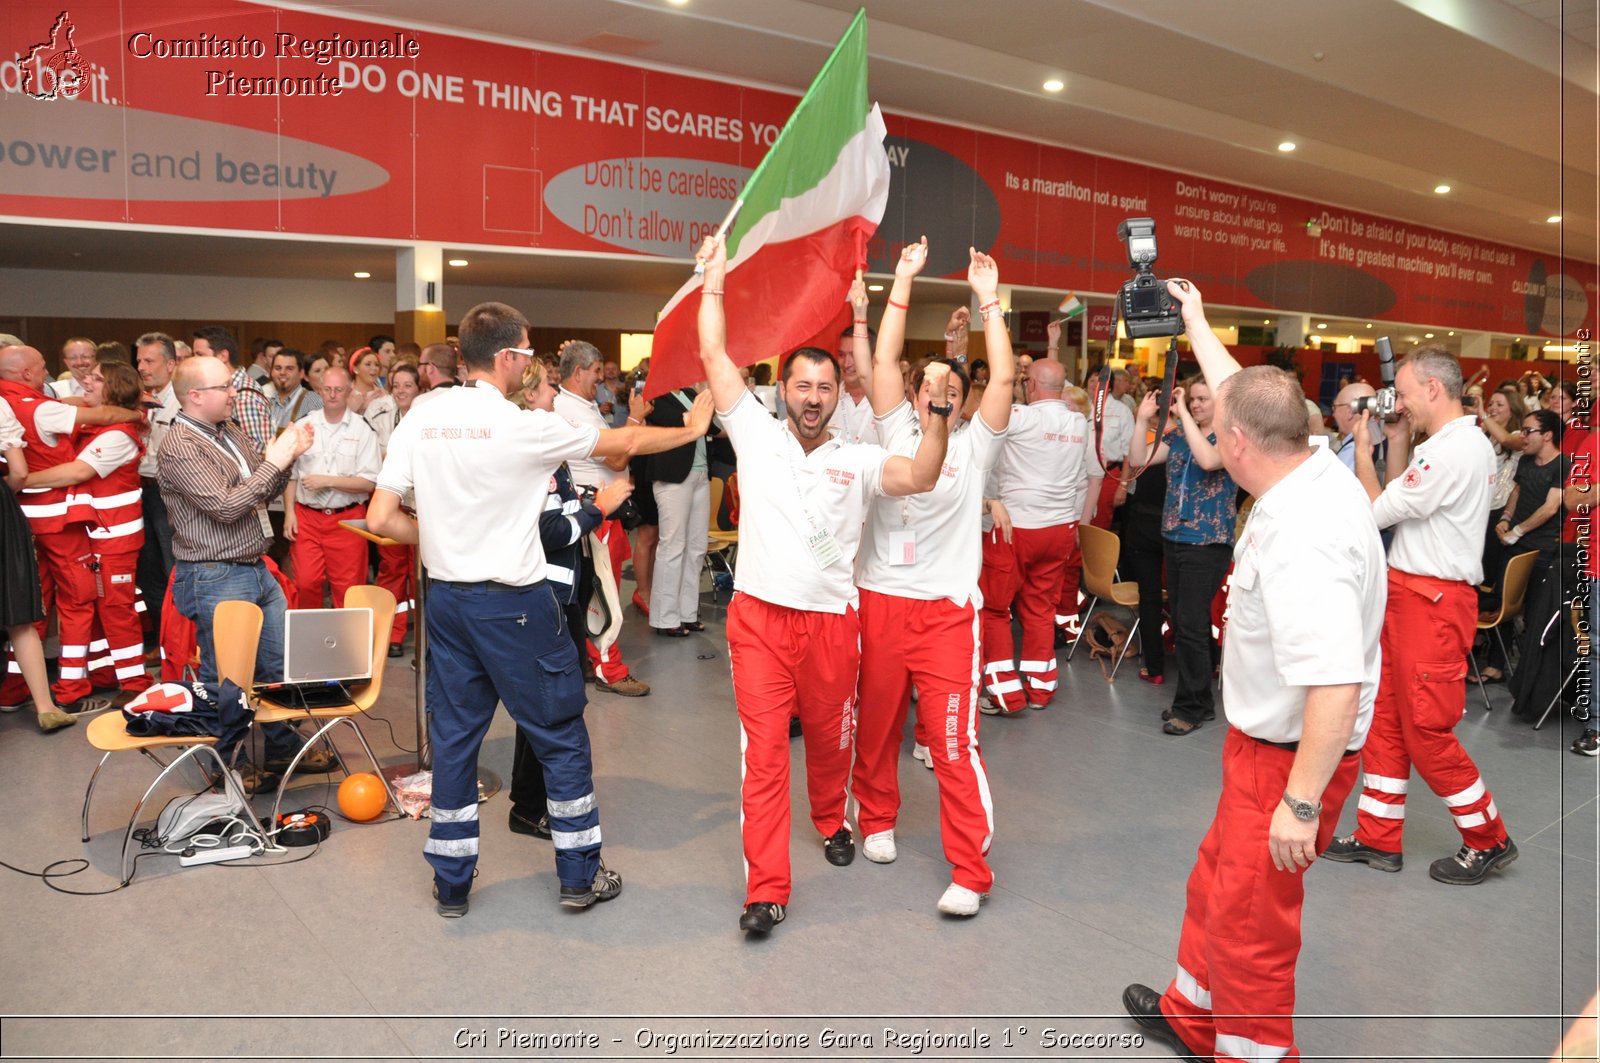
[322,386,350,395]
[1519,427,1546,435]
[504,347,536,359]
[190,384,235,394]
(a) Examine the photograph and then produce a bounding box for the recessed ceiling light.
[1317,323,1328,329]
[867,284,884,292]
[1447,331,1454,336]
[1277,141,1296,153]
[1547,215,1562,224]
[448,258,468,267]
[1043,78,1064,93]
[1434,184,1451,194]
[1263,319,1271,324]
[353,271,371,279]
[666,0,689,6]
[1425,333,1434,339]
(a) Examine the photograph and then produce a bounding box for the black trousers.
[510,550,594,817]
[1164,539,1232,725]
[1120,512,1167,678]
[135,481,173,646]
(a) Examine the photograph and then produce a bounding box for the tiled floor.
[1,600,1593,1061]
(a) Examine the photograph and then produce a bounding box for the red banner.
[1,0,1592,339]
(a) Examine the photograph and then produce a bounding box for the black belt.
[179,557,263,567]
[299,502,362,516]
[1252,734,1361,758]
[431,578,543,593]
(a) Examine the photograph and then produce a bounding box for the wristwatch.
[928,401,955,417]
[1282,791,1321,821]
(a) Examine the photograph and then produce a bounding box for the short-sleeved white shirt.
[719,389,888,613]
[1100,395,1135,463]
[54,376,86,399]
[1223,446,1386,746]
[32,400,78,447]
[77,431,140,477]
[0,397,23,450]
[828,391,880,446]
[858,403,1002,605]
[290,408,382,510]
[139,384,179,479]
[995,399,1102,528]
[377,384,598,585]
[554,387,618,489]
[1372,415,1493,583]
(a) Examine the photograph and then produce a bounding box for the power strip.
[178,845,256,867]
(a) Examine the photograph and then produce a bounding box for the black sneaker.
[432,883,468,918]
[1429,838,1518,885]
[508,807,551,839]
[1321,834,1403,872]
[823,827,854,866]
[1573,730,1600,757]
[739,901,786,934]
[1120,984,1206,1063]
[560,862,622,909]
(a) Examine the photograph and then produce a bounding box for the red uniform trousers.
[978,528,1025,713]
[1089,466,1120,530]
[1352,572,1508,852]
[289,502,368,609]
[854,588,994,892]
[1,527,97,706]
[86,547,150,694]
[375,542,414,647]
[727,592,857,906]
[1052,524,1087,638]
[1011,523,1072,705]
[1161,729,1360,1062]
[586,519,634,682]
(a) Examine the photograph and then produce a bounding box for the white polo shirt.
[1372,415,1494,584]
[1100,395,1135,463]
[720,389,888,614]
[554,386,619,489]
[54,376,86,399]
[31,399,79,447]
[828,391,880,446]
[858,403,1002,606]
[1222,446,1386,746]
[995,399,1102,529]
[139,384,178,479]
[377,384,598,586]
[289,408,382,510]
[78,430,140,476]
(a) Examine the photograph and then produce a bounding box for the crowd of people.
[0,234,1593,1062]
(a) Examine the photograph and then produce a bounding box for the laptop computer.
[255,607,373,709]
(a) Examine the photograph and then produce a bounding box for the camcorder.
[1116,217,1184,339]
[1351,336,1400,421]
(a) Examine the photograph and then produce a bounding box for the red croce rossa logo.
[22,10,88,101]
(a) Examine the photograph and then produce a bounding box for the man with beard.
[694,234,950,935]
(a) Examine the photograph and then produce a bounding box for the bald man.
[1331,382,1377,474]
[0,345,141,710]
[980,358,1103,713]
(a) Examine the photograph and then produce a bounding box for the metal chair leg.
[81,751,113,843]
[1109,617,1140,681]
[1494,627,1514,681]
[1467,650,1492,712]
[267,717,399,830]
[1534,663,1583,731]
[1066,598,1098,662]
[117,744,250,886]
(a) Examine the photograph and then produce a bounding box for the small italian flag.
[1058,293,1086,319]
[646,9,890,398]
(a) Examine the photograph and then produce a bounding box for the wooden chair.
[252,585,400,828]
[705,476,739,601]
[1066,524,1142,680]
[80,600,261,885]
[1469,550,1539,711]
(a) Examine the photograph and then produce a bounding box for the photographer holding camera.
[1324,346,1517,885]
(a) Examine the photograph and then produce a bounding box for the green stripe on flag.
[727,9,870,259]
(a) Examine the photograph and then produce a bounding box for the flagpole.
[693,197,745,276]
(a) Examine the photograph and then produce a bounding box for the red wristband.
[887,298,909,310]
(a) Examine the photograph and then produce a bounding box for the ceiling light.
[1317,323,1328,329]
[1434,184,1451,194]
[1043,78,1064,93]
[353,271,371,279]
[1425,333,1434,339]
[666,0,689,6]
[448,258,468,267]
[1447,331,1454,336]
[867,284,884,292]
[1263,319,1271,325]
[1547,215,1562,224]
[1277,141,1296,153]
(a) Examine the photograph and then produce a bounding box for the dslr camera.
[1116,217,1184,339]
[1350,337,1400,421]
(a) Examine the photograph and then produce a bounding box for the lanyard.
[176,415,249,478]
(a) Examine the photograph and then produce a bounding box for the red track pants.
[375,542,414,646]
[1161,729,1360,1062]
[2,527,97,706]
[86,548,150,694]
[1052,524,1087,637]
[1352,571,1508,852]
[1010,523,1072,705]
[854,588,995,891]
[1089,469,1120,530]
[289,503,368,609]
[586,519,634,683]
[727,592,857,906]
[978,529,1025,712]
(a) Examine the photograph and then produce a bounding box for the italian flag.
[1058,292,1085,318]
[645,9,890,398]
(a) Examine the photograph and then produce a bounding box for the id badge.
[257,506,273,538]
[888,528,917,566]
[805,526,843,568]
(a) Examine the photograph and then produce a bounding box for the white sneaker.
[911,744,935,770]
[937,882,987,916]
[862,829,897,864]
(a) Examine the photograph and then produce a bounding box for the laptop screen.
[282,608,373,684]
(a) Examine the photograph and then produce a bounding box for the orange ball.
[337,772,388,822]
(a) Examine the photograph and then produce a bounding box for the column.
[396,244,445,348]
